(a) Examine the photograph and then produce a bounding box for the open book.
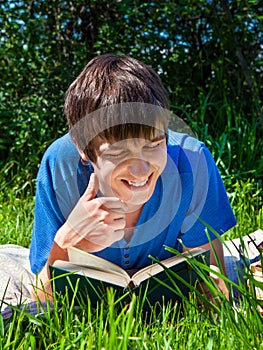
[50,247,209,307]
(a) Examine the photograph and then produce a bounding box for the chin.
[122,190,154,208]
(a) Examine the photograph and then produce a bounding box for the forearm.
[203,239,229,299]
[31,185,126,301]
[199,239,227,275]
[184,238,229,299]
[31,241,68,301]
[31,223,100,302]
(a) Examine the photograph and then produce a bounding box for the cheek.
[150,149,167,172]
[93,162,116,192]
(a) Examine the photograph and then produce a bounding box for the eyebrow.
[150,133,166,142]
[107,133,166,151]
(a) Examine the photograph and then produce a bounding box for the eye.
[102,151,127,159]
[144,139,165,150]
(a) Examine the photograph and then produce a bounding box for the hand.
[209,264,229,300]
[197,265,229,305]
[54,173,126,252]
[194,239,229,304]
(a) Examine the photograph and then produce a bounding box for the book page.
[68,247,130,278]
[53,260,130,288]
[132,247,206,285]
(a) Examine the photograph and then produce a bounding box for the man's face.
[90,130,167,212]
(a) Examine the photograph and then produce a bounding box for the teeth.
[128,180,147,187]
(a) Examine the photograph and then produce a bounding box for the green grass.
[1,283,263,349]
[0,175,262,349]
[0,106,262,348]
[0,192,34,247]
[225,177,263,239]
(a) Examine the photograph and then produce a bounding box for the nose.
[127,158,151,179]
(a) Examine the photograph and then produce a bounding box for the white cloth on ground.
[0,244,34,311]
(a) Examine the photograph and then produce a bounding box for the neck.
[125,205,143,228]
[124,205,143,242]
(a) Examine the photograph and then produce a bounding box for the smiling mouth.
[128,179,148,187]
[122,174,153,189]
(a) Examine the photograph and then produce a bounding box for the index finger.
[96,197,125,212]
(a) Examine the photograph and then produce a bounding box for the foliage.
[0,0,262,191]
[1,262,263,349]
[0,192,33,247]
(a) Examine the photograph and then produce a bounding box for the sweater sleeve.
[29,157,65,274]
[29,134,88,274]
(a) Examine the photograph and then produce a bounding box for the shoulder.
[41,133,77,162]
[37,133,79,183]
[167,129,205,151]
[167,129,209,173]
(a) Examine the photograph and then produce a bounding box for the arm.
[184,238,229,300]
[198,238,229,299]
[178,142,235,300]
[32,241,68,301]
[32,173,126,301]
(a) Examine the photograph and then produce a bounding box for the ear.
[71,137,89,162]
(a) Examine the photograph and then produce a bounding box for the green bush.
[1,1,262,193]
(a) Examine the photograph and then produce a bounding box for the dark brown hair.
[64,54,170,160]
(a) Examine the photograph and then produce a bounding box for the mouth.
[121,173,153,190]
[128,179,148,187]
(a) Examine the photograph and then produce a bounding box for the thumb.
[83,173,99,200]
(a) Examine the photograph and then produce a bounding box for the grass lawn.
[0,174,262,349]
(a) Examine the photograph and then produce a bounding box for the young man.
[29,54,236,301]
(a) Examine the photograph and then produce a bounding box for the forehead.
[70,103,170,154]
